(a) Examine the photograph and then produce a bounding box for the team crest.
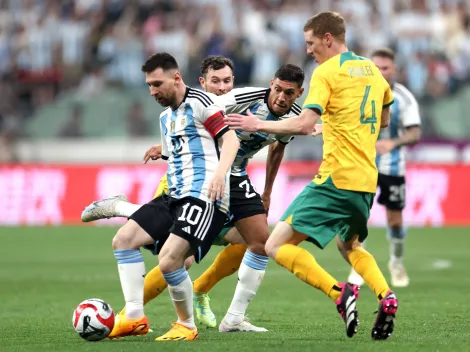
[181,117,187,129]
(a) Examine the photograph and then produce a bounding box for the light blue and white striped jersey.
[160,87,230,214]
[218,87,301,176]
[376,83,421,176]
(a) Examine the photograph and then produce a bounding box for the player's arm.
[143,144,163,163]
[262,141,286,215]
[381,106,390,128]
[224,71,328,135]
[201,105,239,201]
[381,76,394,128]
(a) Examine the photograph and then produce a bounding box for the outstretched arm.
[224,108,320,136]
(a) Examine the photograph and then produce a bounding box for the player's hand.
[143,144,163,163]
[208,171,226,201]
[376,140,397,155]
[261,192,271,216]
[224,109,259,132]
[311,124,323,137]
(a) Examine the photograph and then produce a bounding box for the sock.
[115,201,142,218]
[348,246,390,300]
[194,244,246,294]
[387,227,406,265]
[225,250,268,325]
[114,249,146,319]
[162,268,195,329]
[275,244,341,302]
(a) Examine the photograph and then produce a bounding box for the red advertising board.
[0,163,468,226]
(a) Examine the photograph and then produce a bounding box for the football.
[72,298,115,341]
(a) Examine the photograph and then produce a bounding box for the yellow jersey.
[153,173,169,198]
[303,51,394,193]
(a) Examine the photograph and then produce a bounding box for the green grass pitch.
[0,226,469,352]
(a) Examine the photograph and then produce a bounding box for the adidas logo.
[182,226,191,234]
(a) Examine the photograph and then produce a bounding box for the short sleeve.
[401,93,421,127]
[160,116,169,160]
[302,68,331,115]
[193,98,229,139]
[382,76,394,108]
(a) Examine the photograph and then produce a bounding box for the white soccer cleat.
[219,317,268,333]
[347,268,365,287]
[388,262,409,287]
[81,194,128,222]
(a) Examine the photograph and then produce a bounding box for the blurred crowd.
[1,0,470,158]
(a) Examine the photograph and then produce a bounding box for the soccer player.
[82,62,305,332]
[109,52,240,341]
[348,48,421,288]
[225,12,399,340]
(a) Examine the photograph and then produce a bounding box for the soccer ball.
[72,298,115,341]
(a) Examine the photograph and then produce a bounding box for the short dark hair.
[371,48,395,61]
[141,52,179,73]
[274,64,305,87]
[304,12,346,43]
[200,55,235,77]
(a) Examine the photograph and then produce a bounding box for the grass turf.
[0,226,469,351]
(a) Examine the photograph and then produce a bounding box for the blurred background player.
[348,48,422,288]
[82,60,305,332]
[225,11,398,340]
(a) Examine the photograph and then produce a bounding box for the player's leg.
[218,175,270,332]
[81,194,142,222]
[119,255,194,316]
[109,196,174,338]
[156,197,226,341]
[386,207,409,287]
[337,236,398,340]
[109,220,154,338]
[269,179,361,338]
[193,227,246,328]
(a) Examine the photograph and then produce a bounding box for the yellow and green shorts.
[281,177,374,249]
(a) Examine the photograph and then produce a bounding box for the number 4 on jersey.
[360,85,377,134]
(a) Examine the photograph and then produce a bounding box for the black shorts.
[129,195,226,263]
[228,174,266,223]
[377,173,406,210]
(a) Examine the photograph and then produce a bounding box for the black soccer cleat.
[335,282,360,338]
[371,290,398,340]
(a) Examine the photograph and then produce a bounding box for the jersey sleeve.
[194,99,229,139]
[382,76,394,108]
[159,116,169,160]
[222,87,268,114]
[302,68,331,115]
[401,91,421,127]
[277,135,294,144]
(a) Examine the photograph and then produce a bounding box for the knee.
[184,256,194,270]
[159,250,184,274]
[248,241,267,257]
[112,226,136,250]
[265,237,279,260]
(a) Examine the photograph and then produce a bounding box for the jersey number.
[239,180,256,198]
[360,85,377,134]
[389,184,405,203]
[178,203,203,225]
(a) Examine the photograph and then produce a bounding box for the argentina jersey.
[218,87,301,176]
[376,83,421,176]
[160,87,230,214]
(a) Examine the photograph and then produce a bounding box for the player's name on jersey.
[347,65,374,78]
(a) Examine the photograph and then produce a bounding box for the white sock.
[167,275,196,329]
[225,262,265,325]
[389,238,405,265]
[115,201,142,218]
[114,249,145,319]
